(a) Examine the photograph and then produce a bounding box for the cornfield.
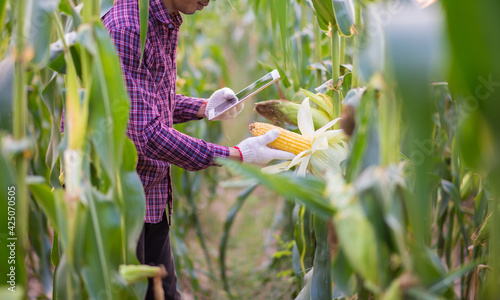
[0,0,499,299]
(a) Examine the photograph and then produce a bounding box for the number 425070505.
[7,186,15,235]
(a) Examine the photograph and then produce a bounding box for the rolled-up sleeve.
[110,27,229,171]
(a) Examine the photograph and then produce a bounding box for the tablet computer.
[207,69,280,120]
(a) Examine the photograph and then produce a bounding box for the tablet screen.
[208,70,280,120]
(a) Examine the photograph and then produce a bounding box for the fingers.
[207,87,237,114]
[222,87,236,100]
[212,105,242,120]
[268,149,296,161]
[234,102,244,112]
[224,102,244,118]
[257,129,280,144]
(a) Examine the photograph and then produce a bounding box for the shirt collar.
[150,0,183,26]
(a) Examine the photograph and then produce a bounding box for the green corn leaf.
[457,110,496,173]
[301,88,333,119]
[219,183,258,296]
[85,23,130,180]
[181,171,215,281]
[344,89,380,182]
[428,260,481,295]
[41,77,62,188]
[119,138,147,267]
[385,3,444,245]
[340,72,352,98]
[332,248,355,296]
[292,243,303,280]
[310,0,336,33]
[294,206,314,276]
[441,179,470,248]
[169,203,201,293]
[311,217,332,299]
[100,0,113,17]
[273,0,288,68]
[334,201,379,285]
[27,0,60,68]
[405,288,445,300]
[445,13,500,287]
[28,204,54,294]
[54,256,82,299]
[28,183,58,229]
[58,0,71,14]
[80,187,124,299]
[441,180,459,201]
[0,57,14,132]
[342,87,365,108]
[51,231,61,268]
[381,276,403,300]
[63,43,86,150]
[48,32,78,73]
[29,185,69,256]
[270,56,292,88]
[218,159,334,218]
[358,4,384,83]
[139,0,149,64]
[295,267,314,300]
[0,0,7,33]
[409,242,446,288]
[332,0,355,37]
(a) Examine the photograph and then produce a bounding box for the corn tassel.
[249,122,311,155]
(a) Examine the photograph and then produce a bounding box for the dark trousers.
[136,212,181,300]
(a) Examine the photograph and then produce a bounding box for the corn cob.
[254,100,331,129]
[249,122,311,155]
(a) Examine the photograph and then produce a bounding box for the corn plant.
[2,0,500,299]
[0,0,156,298]
[221,0,500,299]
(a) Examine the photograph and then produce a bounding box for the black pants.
[136,212,181,300]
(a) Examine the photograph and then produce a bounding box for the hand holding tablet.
[205,88,243,121]
[206,69,280,121]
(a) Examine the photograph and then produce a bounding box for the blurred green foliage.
[1,0,499,299]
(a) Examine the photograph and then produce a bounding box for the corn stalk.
[351,3,361,88]
[13,0,29,293]
[331,27,341,119]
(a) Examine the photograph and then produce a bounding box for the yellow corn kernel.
[249,122,311,155]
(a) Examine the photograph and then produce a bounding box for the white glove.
[206,87,244,120]
[236,129,296,164]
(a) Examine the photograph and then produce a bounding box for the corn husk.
[255,100,331,130]
[262,99,348,177]
[472,213,491,246]
[119,264,161,285]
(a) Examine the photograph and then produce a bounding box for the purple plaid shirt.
[102,0,229,223]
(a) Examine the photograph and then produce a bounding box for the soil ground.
[178,182,298,300]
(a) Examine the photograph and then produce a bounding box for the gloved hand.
[206,87,244,121]
[235,129,296,164]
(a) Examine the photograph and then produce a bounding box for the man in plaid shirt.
[102,0,294,298]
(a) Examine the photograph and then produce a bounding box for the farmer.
[101,0,294,299]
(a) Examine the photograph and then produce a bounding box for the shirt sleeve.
[173,94,205,124]
[110,27,229,170]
